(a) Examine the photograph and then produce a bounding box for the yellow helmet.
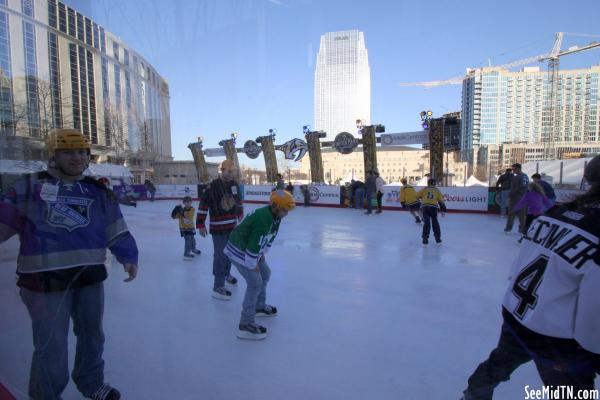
[270,189,296,211]
[46,129,90,156]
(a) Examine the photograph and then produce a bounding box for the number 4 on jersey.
[511,255,549,319]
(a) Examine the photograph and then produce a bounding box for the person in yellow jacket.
[399,178,423,223]
[417,179,447,245]
[172,196,202,260]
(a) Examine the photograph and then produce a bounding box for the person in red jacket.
[196,160,244,300]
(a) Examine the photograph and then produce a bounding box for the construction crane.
[399,32,600,160]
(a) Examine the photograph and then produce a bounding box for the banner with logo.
[380,131,429,146]
[305,185,341,205]
[155,185,198,199]
[243,185,341,205]
[382,186,488,211]
[243,185,274,202]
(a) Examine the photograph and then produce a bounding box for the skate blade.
[255,312,277,318]
[236,331,267,340]
[211,293,231,301]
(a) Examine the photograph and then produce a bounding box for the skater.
[504,163,529,234]
[275,173,285,190]
[461,155,600,400]
[144,179,156,201]
[531,173,556,211]
[364,170,377,215]
[399,178,422,223]
[197,159,244,300]
[352,179,365,209]
[512,182,552,244]
[0,129,138,400]
[224,190,296,340]
[285,182,294,194]
[417,178,447,245]
[301,185,311,207]
[172,196,202,260]
[375,172,386,213]
[495,168,513,216]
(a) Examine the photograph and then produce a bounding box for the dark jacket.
[538,180,556,200]
[496,172,513,191]
[196,178,243,234]
[365,175,377,195]
[509,172,529,201]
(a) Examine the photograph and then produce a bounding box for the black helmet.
[584,155,600,184]
[427,178,436,186]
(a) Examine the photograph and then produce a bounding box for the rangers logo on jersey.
[45,196,94,232]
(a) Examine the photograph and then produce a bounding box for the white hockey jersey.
[502,204,600,354]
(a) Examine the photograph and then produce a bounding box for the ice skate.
[256,304,277,317]
[225,275,238,286]
[192,249,202,255]
[183,254,194,261]
[422,238,428,245]
[435,238,442,246]
[87,384,121,400]
[237,323,267,340]
[211,287,232,300]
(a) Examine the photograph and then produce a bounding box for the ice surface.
[0,201,544,399]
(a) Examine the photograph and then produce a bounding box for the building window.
[48,0,57,28]
[23,21,40,137]
[123,48,129,66]
[48,32,62,128]
[86,50,97,144]
[99,27,105,53]
[92,22,99,49]
[84,17,92,45]
[69,43,80,130]
[76,13,84,41]
[113,41,119,61]
[0,9,14,135]
[101,57,110,145]
[78,45,90,137]
[22,0,34,17]
[67,7,75,37]
[58,2,66,33]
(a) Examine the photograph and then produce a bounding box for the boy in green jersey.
[224,190,295,340]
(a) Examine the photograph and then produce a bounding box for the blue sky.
[69,0,600,167]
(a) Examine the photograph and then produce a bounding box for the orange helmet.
[46,129,90,156]
[270,190,295,211]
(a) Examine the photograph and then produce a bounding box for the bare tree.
[12,77,73,140]
[104,105,129,165]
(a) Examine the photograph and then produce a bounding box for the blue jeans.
[422,206,441,240]
[212,233,232,289]
[233,258,271,325]
[183,233,196,256]
[354,188,364,209]
[20,283,105,400]
[497,190,509,215]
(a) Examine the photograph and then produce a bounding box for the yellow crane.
[400,32,600,160]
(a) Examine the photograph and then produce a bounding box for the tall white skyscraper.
[314,30,370,140]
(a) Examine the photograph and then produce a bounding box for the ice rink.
[0,201,544,399]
